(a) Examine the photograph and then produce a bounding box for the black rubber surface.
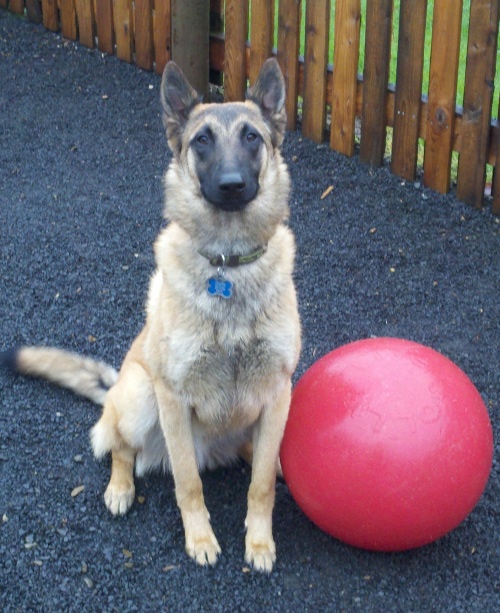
[1,11,499,612]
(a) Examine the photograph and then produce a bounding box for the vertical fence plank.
[277,0,301,130]
[75,0,95,48]
[171,0,209,96]
[224,0,249,101]
[0,1,8,9]
[95,0,114,55]
[154,0,171,75]
[392,0,427,180]
[26,0,43,23]
[60,0,77,41]
[8,0,25,13]
[494,105,500,213]
[113,0,134,63]
[456,0,499,208]
[302,0,330,143]
[330,0,361,155]
[41,0,59,31]
[135,0,154,70]
[249,0,274,85]
[423,0,463,194]
[359,0,392,166]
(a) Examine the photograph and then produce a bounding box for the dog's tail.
[1,346,118,405]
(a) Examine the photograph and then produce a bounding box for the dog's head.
[160,59,290,247]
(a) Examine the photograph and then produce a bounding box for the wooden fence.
[2,0,500,213]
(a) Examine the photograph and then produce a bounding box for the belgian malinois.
[2,58,301,572]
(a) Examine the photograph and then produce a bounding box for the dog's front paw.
[186,532,221,567]
[183,510,221,567]
[245,537,276,573]
[104,482,135,515]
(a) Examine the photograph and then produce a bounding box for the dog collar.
[198,245,267,267]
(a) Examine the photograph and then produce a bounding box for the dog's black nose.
[218,172,246,193]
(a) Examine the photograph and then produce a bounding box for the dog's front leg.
[245,379,292,572]
[154,378,221,567]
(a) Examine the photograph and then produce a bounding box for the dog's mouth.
[206,196,255,213]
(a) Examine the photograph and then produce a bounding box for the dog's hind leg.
[238,441,284,479]
[90,351,157,516]
[91,394,137,515]
[106,444,136,515]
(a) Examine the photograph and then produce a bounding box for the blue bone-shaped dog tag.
[207,277,233,299]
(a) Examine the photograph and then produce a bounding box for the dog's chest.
[168,326,286,427]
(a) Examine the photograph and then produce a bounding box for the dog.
[1,58,301,572]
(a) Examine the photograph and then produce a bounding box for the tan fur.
[6,59,301,572]
[14,346,118,404]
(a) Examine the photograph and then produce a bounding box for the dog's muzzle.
[202,170,259,212]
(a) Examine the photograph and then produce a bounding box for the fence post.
[303,0,331,143]
[492,90,500,213]
[423,0,463,194]
[154,0,172,75]
[60,0,78,41]
[75,0,96,49]
[26,0,43,23]
[171,0,209,97]
[457,0,499,208]
[391,0,427,181]
[224,0,249,101]
[277,0,302,131]
[330,0,361,155]
[249,0,274,86]
[134,0,154,70]
[96,0,114,56]
[41,0,59,31]
[359,0,392,166]
[7,0,24,13]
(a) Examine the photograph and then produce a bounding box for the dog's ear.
[161,61,202,154]
[247,58,287,148]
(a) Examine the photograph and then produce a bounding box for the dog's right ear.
[161,61,202,155]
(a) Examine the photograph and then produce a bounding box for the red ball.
[281,338,493,551]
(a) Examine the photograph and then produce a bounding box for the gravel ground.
[1,11,499,613]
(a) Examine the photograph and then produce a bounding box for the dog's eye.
[197,134,209,145]
[246,132,258,143]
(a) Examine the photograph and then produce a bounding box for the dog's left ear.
[247,58,287,148]
[161,61,202,155]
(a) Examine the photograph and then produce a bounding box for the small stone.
[73,455,83,463]
[83,577,94,589]
[71,485,85,498]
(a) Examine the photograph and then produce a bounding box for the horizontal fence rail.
[2,0,500,213]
